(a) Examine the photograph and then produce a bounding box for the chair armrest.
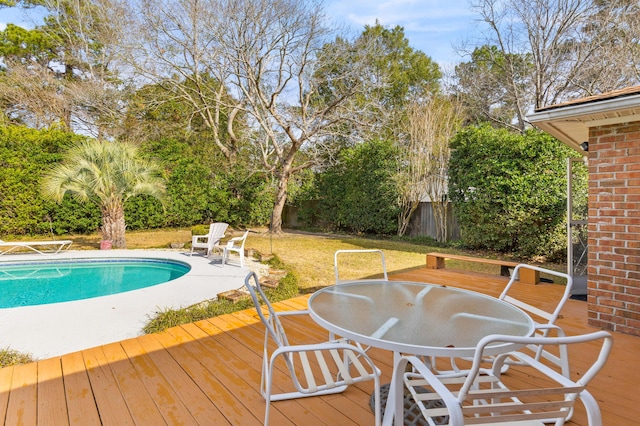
[192,234,208,243]
[275,310,310,318]
[272,340,368,355]
[534,323,566,334]
[224,235,243,246]
[494,349,576,387]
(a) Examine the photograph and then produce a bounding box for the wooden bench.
[426,252,540,284]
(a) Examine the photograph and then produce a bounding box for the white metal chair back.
[334,249,388,283]
[393,331,613,426]
[244,271,291,349]
[243,272,382,426]
[500,264,574,376]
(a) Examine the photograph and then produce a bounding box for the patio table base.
[370,383,448,426]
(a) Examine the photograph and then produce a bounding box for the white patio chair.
[444,264,574,377]
[392,330,613,426]
[244,272,382,426]
[0,238,72,256]
[334,249,388,283]
[189,222,228,257]
[497,264,574,376]
[217,229,249,267]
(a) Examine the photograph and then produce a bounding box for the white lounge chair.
[189,222,229,257]
[0,238,72,256]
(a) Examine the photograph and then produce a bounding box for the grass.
[240,229,565,290]
[15,227,563,290]
[143,254,299,334]
[33,226,564,290]
[0,347,35,368]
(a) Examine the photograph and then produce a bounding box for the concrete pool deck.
[0,249,266,360]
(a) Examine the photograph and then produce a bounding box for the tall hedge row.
[0,125,100,236]
[448,125,582,259]
[0,126,274,237]
[314,139,400,235]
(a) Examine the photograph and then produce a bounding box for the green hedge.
[315,139,400,235]
[0,127,275,237]
[0,125,98,236]
[448,125,582,259]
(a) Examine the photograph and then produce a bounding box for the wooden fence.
[283,202,460,241]
[406,202,460,241]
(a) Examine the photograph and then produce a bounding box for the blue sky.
[0,6,43,29]
[1,1,478,66]
[325,0,478,67]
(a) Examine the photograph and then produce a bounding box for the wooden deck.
[0,267,637,425]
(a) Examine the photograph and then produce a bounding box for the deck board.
[81,346,134,426]
[6,361,38,425]
[0,267,637,425]
[36,357,68,426]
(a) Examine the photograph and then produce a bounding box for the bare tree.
[0,61,72,128]
[124,0,378,233]
[123,0,243,160]
[0,0,129,136]
[221,0,381,233]
[397,95,463,240]
[457,0,640,130]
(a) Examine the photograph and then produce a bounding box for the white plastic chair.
[392,331,613,426]
[334,249,388,283]
[244,272,381,426]
[218,229,249,267]
[189,222,228,257]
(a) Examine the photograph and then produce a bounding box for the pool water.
[0,258,190,308]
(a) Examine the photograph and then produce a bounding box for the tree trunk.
[398,200,419,237]
[269,170,291,235]
[431,200,449,243]
[102,200,127,248]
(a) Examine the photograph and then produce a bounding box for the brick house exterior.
[528,86,640,337]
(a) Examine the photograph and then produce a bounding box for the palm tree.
[42,139,166,248]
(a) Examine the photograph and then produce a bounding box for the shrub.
[0,125,92,236]
[448,125,582,259]
[0,347,35,367]
[142,254,297,333]
[316,139,400,234]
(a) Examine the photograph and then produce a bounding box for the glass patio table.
[307,280,535,425]
[308,280,534,358]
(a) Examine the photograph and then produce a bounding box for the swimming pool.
[0,258,190,308]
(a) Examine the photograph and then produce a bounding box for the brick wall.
[587,122,640,336]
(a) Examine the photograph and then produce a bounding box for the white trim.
[528,93,640,123]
